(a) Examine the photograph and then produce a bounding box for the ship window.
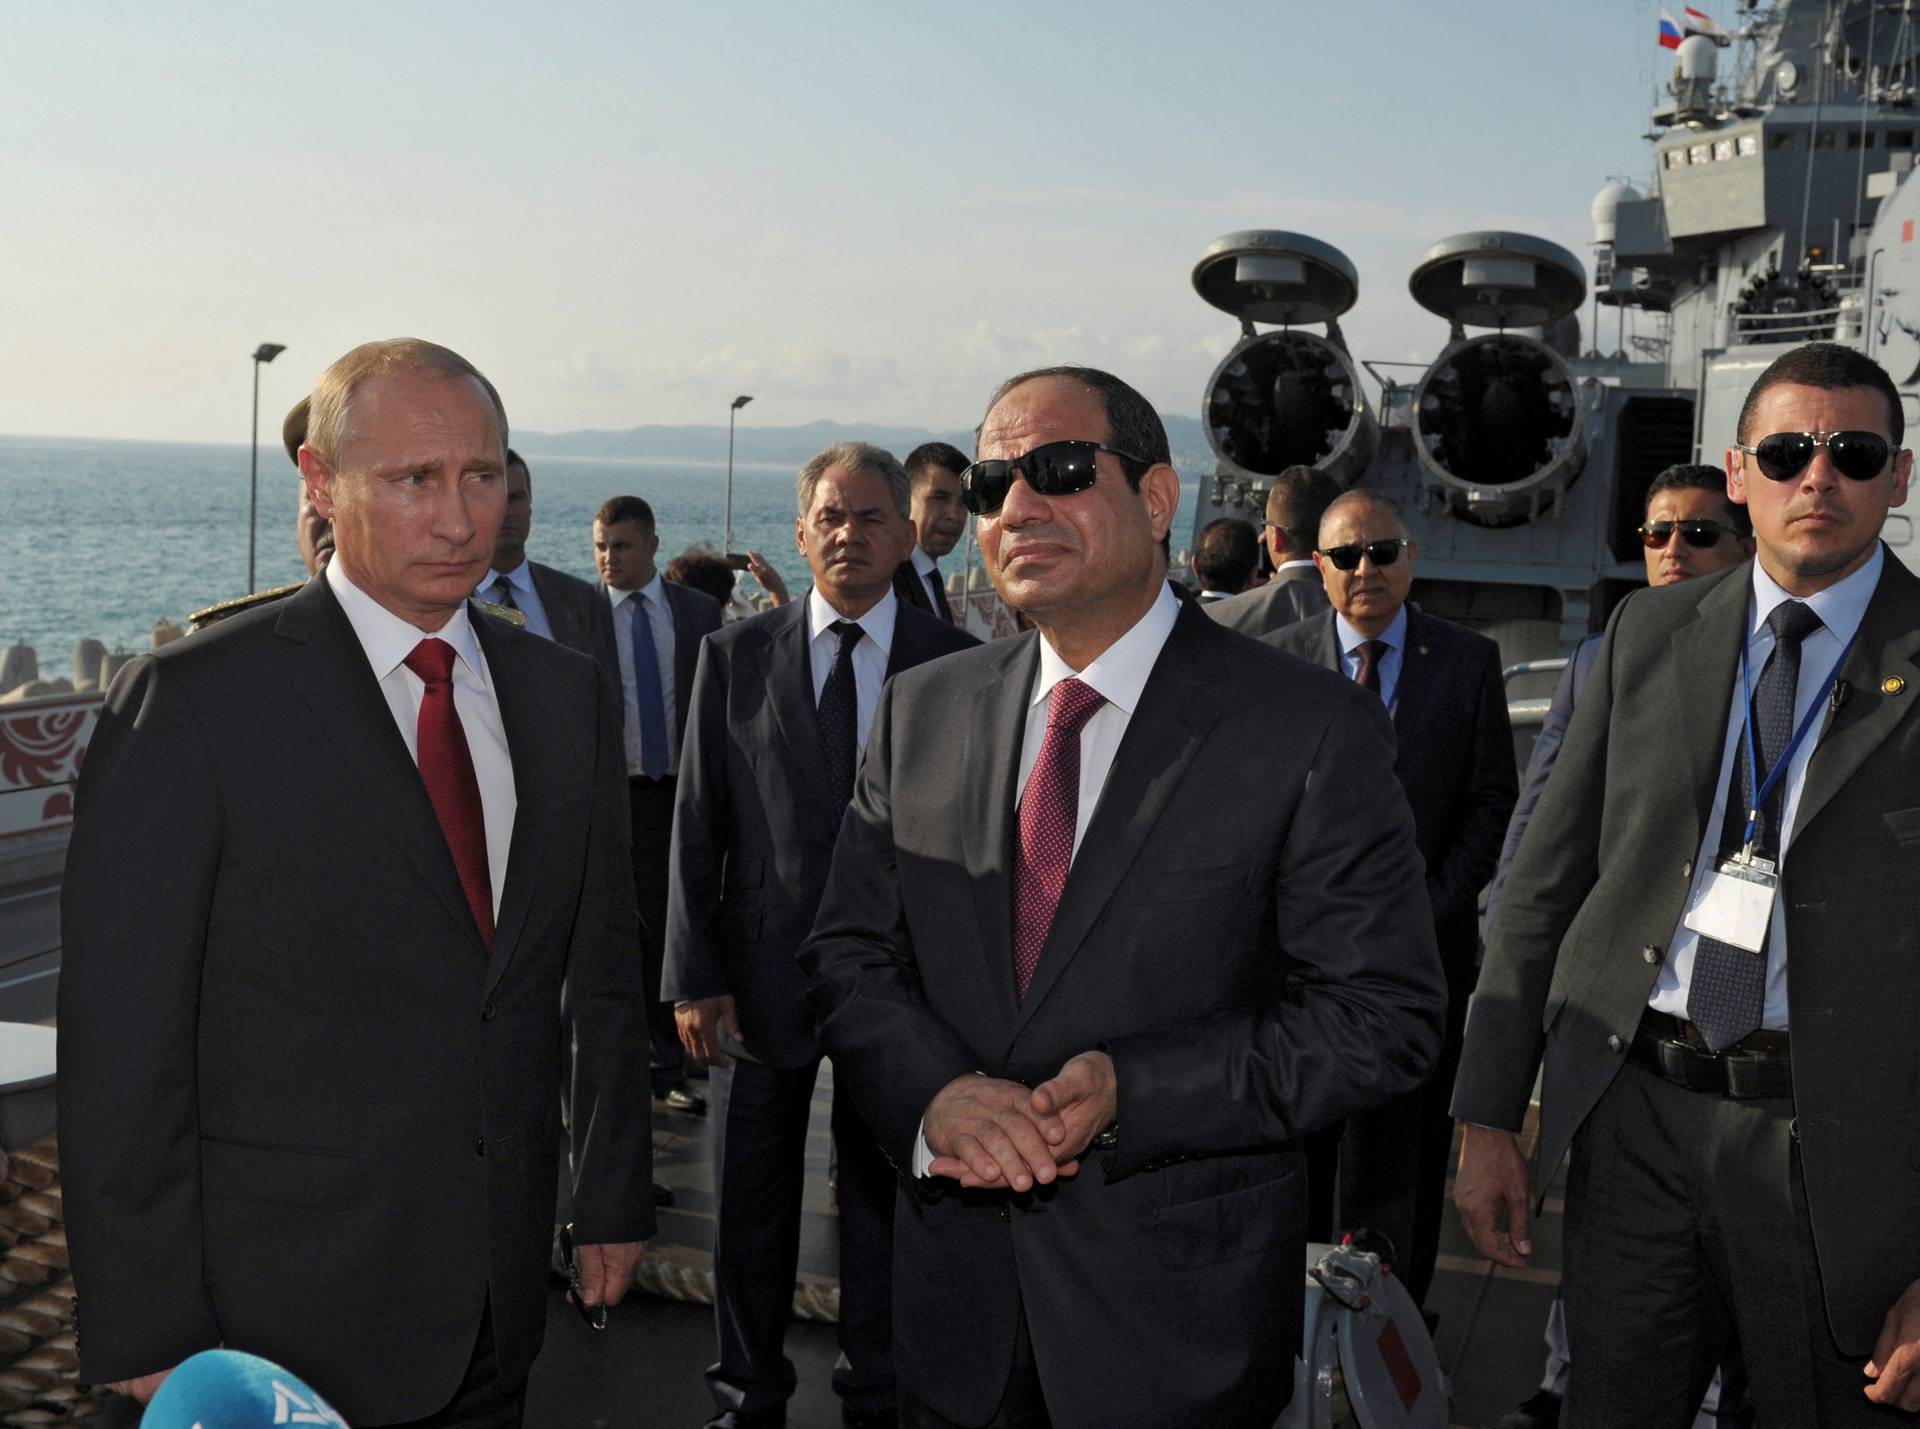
[1666,148,1688,170]
[1770,132,1797,151]
[1891,130,1915,150]
[1690,143,1712,164]
[1815,131,1837,149]
[1714,139,1735,161]
[1848,131,1876,150]
[1738,133,1760,157]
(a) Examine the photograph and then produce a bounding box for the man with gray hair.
[666,441,978,1428]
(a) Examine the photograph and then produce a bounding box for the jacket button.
[1642,945,1659,964]
[1682,860,1693,879]
[475,1137,486,1157]
[1607,1034,1623,1053]
[482,1002,497,1021]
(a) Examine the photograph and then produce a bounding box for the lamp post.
[248,342,287,591]
[724,394,753,553]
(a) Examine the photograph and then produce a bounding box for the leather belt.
[1629,1010,1793,1100]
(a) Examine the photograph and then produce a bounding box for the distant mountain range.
[516,414,1213,471]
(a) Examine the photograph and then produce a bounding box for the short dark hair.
[505,447,530,487]
[1646,462,1750,536]
[1193,518,1260,593]
[665,545,737,606]
[595,495,655,531]
[1264,465,1342,554]
[1735,341,1903,446]
[981,365,1171,489]
[905,441,968,488]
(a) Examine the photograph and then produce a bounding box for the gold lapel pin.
[1884,676,1907,696]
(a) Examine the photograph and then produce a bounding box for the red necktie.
[404,638,494,950]
[1354,638,1388,695]
[1012,678,1107,999]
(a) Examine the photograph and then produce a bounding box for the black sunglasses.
[960,440,1151,516]
[1638,518,1738,549]
[1318,539,1409,572]
[1734,430,1894,482]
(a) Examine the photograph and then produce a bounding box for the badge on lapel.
[1884,676,1907,696]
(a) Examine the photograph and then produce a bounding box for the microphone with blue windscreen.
[140,1348,349,1427]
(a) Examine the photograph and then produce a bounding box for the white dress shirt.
[326,560,516,915]
[909,545,945,610]
[913,581,1182,1175]
[1649,545,1883,1029]
[608,574,679,776]
[807,586,898,756]
[1274,558,1318,575]
[477,559,554,641]
[1335,605,1409,712]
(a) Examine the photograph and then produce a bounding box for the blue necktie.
[629,591,670,779]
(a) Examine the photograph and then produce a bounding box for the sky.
[4,1,1683,444]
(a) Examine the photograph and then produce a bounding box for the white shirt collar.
[1031,580,1181,717]
[608,571,667,609]
[1275,557,1318,573]
[808,584,900,652]
[1749,543,1883,648]
[1335,603,1409,656]
[483,559,533,599]
[910,545,938,577]
[327,557,488,687]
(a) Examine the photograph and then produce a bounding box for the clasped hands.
[924,1051,1116,1192]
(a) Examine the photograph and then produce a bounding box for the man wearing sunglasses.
[1207,463,1340,636]
[1267,488,1516,1310]
[1453,341,1920,1426]
[800,366,1444,1428]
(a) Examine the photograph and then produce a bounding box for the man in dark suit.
[473,449,604,657]
[1207,463,1338,636]
[667,442,977,1429]
[1268,487,1515,1306]
[798,366,1446,1428]
[1191,516,1261,603]
[1454,341,1920,1425]
[593,494,725,1117]
[1486,463,1753,1429]
[58,339,651,1424]
[891,441,967,624]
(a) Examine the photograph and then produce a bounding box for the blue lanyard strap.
[1736,621,1856,857]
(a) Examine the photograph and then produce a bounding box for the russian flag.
[1658,7,1684,48]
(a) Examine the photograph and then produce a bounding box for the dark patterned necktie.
[1686,599,1824,1049]
[1354,639,1388,695]
[1012,678,1108,999]
[403,639,493,950]
[817,620,865,810]
[929,568,955,625]
[489,577,518,612]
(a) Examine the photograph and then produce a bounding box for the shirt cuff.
[912,1119,937,1178]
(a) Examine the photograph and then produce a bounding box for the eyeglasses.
[1638,518,1739,549]
[959,440,1151,516]
[1734,430,1894,482]
[1318,539,1409,572]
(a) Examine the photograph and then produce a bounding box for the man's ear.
[298,444,336,521]
[1142,463,1181,542]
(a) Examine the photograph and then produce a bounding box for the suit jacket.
[527,558,604,658]
[593,577,725,744]
[893,560,938,618]
[1267,606,1516,973]
[56,577,651,1421]
[1205,563,1330,636]
[664,600,977,1068]
[798,603,1445,1428]
[1453,554,1920,1354]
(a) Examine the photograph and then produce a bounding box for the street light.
[248,342,288,592]
[724,394,753,553]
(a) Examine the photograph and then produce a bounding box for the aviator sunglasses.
[1637,518,1738,549]
[960,440,1152,516]
[1734,430,1894,482]
[1318,538,1409,572]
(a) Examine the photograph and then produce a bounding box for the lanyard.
[1735,620,1855,860]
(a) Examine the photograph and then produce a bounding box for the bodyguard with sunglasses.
[800,366,1444,1428]
[1268,489,1517,1309]
[1453,342,1920,1425]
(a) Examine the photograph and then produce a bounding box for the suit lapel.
[1668,567,1751,836]
[1794,558,1920,838]
[1390,607,1431,745]
[960,636,1036,1024]
[666,582,701,736]
[529,564,578,652]
[1014,608,1224,1029]
[276,579,487,959]
[763,605,839,832]
[471,610,541,997]
[1305,609,1342,673]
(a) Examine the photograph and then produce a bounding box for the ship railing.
[1732,300,1865,343]
[1502,657,1568,695]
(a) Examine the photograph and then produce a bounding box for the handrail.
[1502,658,1568,694]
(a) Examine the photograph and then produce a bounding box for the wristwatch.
[1091,1121,1119,1152]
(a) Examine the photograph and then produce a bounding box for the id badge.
[1681,857,1778,953]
